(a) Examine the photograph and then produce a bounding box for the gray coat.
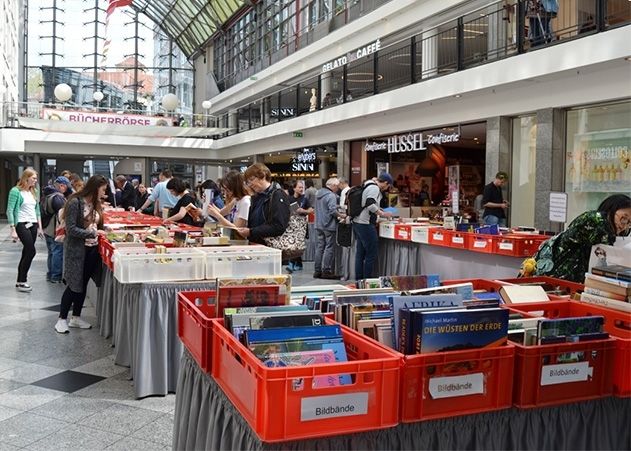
[315,188,338,231]
[63,197,100,292]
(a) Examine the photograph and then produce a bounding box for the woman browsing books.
[206,171,251,237]
[527,194,631,283]
[164,177,199,226]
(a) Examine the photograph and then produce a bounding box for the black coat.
[120,182,137,210]
[248,185,290,244]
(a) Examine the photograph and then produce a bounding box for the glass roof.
[130,0,245,59]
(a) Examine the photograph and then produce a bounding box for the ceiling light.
[625,56,631,61]
[454,94,462,98]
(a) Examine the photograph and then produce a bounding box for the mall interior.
[0,0,630,450]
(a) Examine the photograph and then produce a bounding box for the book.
[592,264,631,282]
[185,203,204,223]
[356,318,391,339]
[537,316,604,344]
[224,305,308,329]
[404,282,474,300]
[217,275,292,304]
[584,273,631,295]
[412,308,509,353]
[348,302,390,329]
[579,292,631,313]
[389,294,464,350]
[379,274,440,291]
[375,324,394,349]
[229,310,318,339]
[263,350,342,389]
[583,287,629,302]
[249,313,325,330]
[245,325,352,385]
[215,284,283,317]
[499,285,549,304]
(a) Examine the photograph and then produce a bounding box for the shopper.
[314,177,341,279]
[236,163,290,245]
[7,168,44,292]
[68,173,84,193]
[304,179,317,211]
[41,176,71,283]
[164,178,198,226]
[55,175,108,333]
[287,180,313,272]
[338,177,350,207]
[206,170,251,233]
[352,173,394,281]
[198,179,225,209]
[137,169,178,216]
[530,194,631,283]
[115,175,137,211]
[134,183,150,211]
[482,171,509,227]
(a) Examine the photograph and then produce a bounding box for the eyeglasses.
[616,212,630,225]
[245,177,257,186]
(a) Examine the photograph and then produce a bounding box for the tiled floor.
[0,222,332,450]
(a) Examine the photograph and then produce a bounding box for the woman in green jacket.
[7,168,43,292]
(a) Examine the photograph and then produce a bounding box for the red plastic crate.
[446,230,468,250]
[494,234,547,257]
[428,228,449,247]
[499,276,584,300]
[443,278,513,293]
[394,224,413,241]
[211,318,401,442]
[505,301,616,407]
[98,236,115,271]
[400,345,515,422]
[467,234,495,254]
[177,290,217,373]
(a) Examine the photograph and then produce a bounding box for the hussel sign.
[365,131,461,154]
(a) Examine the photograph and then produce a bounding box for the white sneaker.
[55,319,69,334]
[16,283,32,292]
[68,316,92,329]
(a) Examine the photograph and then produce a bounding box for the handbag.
[336,222,352,247]
[264,214,307,259]
[54,216,66,243]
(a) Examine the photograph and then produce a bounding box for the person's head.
[166,177,186,197]
[282,182,291,195]
[338,177,349,189]
[115,175,127,189]
[305,179,314,189]
[131,179,139,188]
[244,163,272,194]
[598,194,631,236]
[494,171,509,187]
[293,180,305,196]
[53,176,72,194]
[138,184,147,195]
[220,171,247,201]
[16,168,38,193]
[325,177,340,193]
[68,173,83,190]
[376,172,394,192]
[65,175,108,222]
[159,169,172,182]
[60,170,71,179]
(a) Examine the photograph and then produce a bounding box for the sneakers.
[292,265,303,272]
[68,316,92,329]
[285,262,295,273]
[55,319,69,334]
[15,283,32,292]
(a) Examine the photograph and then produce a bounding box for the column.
[336,140,350,180]
[485,116,512,222]
[320,72,332,104]
[421,27,438,79]
[228,110,238,135]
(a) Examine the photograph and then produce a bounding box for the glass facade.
[510,115,538,227]
[565,101,631,224]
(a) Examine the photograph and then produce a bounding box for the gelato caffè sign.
[364,132,461,154]
[322,39,382,73]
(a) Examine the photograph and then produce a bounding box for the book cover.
[579,292,631,313]
[356,318,391,339]
[592,264,631,283]
[224,304,308,329]
[379,274,440,291]
[249,313,325,330]
[230,310,319,339]
[499,285,549,304]
[217,275,292,304]
[375,324,394,349]
[348,302,391,329]
[413,308,509,354]
[404,282,474,300]
[215,284,283,317]
[389,294,464,350]
[262,350,341,389]
[583,287,628,302]
[537,316,604,344]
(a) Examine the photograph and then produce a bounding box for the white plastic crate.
[198,245,282,279]
[411,226,430,244]
[112,247,206,283]
[379,222,396,239]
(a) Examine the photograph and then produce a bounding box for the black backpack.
[40,192,61,228]
[346,181,376,219]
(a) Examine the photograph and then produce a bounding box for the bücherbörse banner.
[41,109,174,127]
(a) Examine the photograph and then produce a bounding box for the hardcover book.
[229,310,319,339]
[262,350,342,389]
[215,284,283,317]
[591,264,631,282]
[583,287,628,302]
[579,292,631,313]
[356,318,391,339]
[412,308,509,354]
[217,275,292,304]
[584,273,631,296]
[249,313,325,330]
[379,274,440,291]
[537,316,604,344]
[404,282,474,300]
[224,304,308,329]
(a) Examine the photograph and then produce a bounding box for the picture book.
[375,324,393,349]
[245,325,351,385]
[389,293,464,350]
[262,350,341,389]
[412,308,509,354]
[357,278,381,289]
[537,316,604,344]
[249,312,325,330]
[229,310,321,339]
[356,318,391,339]
[215,284,283,317]
[217,275,292,304]
[591,264,631,283]
[224,304,308,329]
[379,274,440,291]
[404,282,474,300]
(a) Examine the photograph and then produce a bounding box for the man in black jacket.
[237,163,290,245]
[115,175,137,211]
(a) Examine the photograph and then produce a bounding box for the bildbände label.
[428,373,484,399]
[540,362,594,386]
[301,392,369,421]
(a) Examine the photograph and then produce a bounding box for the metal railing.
[213,0,629,138]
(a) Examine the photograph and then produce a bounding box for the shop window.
[510,115,537,228]
[565,101,631,224]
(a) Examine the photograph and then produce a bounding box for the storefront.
[263,144,338,186]
[351,122,487,219]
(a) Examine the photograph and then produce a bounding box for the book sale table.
[173,349,631,450]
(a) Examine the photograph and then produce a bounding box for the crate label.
[540,362,594,386]
[433,233,443,241]
[301,392,369,421]
[398,231,409,239]
[499,242,514,251]
[473,240,488,248]
[452,236,464,244]
[428,373,484,399]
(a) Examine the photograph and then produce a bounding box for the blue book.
[412,308,509,354]
[389,293,464,350]
[245,325,352,385]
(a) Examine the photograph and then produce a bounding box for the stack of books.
[507,314,607,346]
[580,264,631,313]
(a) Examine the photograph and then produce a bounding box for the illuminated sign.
[291,148,318,172]
[322,39,382,73]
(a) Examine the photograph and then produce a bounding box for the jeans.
[314,229,336,273]
[483,215,507,227]
[353,223,378,281]
[45,234,63,281]
[60,246,99,319]
[529,15,553,47]
[15,222,38,283]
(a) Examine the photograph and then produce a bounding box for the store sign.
[271,108,295,118]
[290,148,318,172]
[42,108,172,126]
[426,132,460,145]
[321,39,382,73]
[365,131,461,154]
[364,141,388,152]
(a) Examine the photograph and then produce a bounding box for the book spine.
[589,270,631,285]
[398,309,411,354]
[584,274,631,294]
[584,287,627,302]
[579,293,631,313]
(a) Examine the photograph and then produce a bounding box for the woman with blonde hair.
[7,168,43,292]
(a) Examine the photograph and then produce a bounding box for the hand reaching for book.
[207,203,223,219]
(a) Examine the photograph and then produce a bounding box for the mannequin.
[309,88,317,112]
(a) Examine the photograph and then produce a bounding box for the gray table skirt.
[96,266,215,398]
[173,349,631,450]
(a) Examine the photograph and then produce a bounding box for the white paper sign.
[499,242,514,251]
[474,240,488,248]
[433,233,443,241]
[540,362,594,386]
[452,236,464,245]
[301,392,368,421]
[428,373,484,399]
[549,192,568,223]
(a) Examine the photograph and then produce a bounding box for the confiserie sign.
[322,39,382,73]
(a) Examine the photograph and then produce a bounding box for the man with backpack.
[41,176,71,283]
[349,173,394,281]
